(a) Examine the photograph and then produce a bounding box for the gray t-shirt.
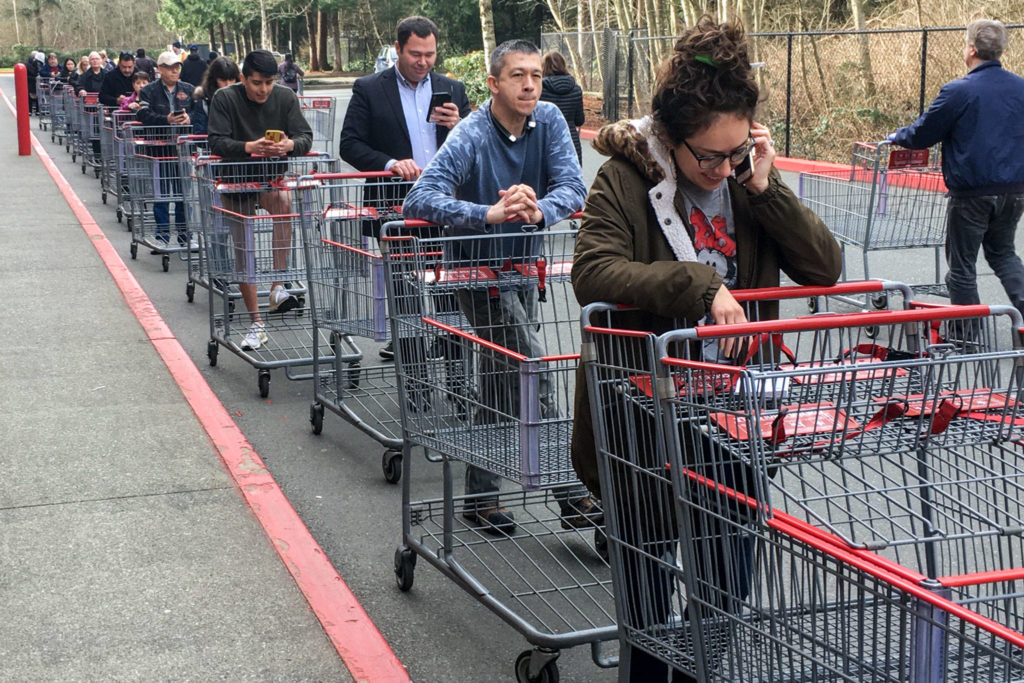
[676,176,737,361]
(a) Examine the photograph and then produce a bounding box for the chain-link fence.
[543,25,1024,162]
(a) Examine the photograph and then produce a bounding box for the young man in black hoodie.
[180,44,206,86]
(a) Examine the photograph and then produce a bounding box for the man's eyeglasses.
[682,135,755,169]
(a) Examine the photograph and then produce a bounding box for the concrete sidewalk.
[0,96,354,679]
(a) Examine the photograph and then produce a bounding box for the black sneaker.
[379,341,395,360]
[560,495,604,530]
[463,503,516,536]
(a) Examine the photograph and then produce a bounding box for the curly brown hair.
[651,16,759,146]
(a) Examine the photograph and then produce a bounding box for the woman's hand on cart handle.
[709,285,750,359]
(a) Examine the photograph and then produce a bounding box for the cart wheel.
[50,133,54,142]
[116,207,123,223]
[81,162,86,174]
[207,340,218,367]
[186,281,195,303]
[130,242,137,260]
[808,296,819,314]
[865,324,879,340]
[310,403,324,435]
[871,293,888,310]
[594,528,609,563]
[382,450,402,484]
[514,651,559,683]
[101,191,107,205]
[70,150,75,161]
[344,361,361,390]
[258,370,271,398]
[394,546,416,592]
[161,255,170,272]
[94,167,100,179]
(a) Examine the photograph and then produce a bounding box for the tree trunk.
[478,0,496,66]
[209,24,217,51]
[333,11,342,72]
[849,0,876,97]
[306,9,320,71]
[35,12,43,47]
[260,0,270,49]
[317,9,329,70]
[219,24,227,54]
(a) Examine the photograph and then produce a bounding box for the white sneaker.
[268,284,299,313]
[241,322,268,350]
[189,237,199,251]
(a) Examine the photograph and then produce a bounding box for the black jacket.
[77,68,105,94]
[135,56,156,79]
[136,79,196,126]
[180,54,206,87]
[540,74,585,163]
[99,68,135,107]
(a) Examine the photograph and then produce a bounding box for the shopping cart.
[49,80,68,145]
[60,86,76,153]
[99,110,134,208]
[382,221,618,681]
[582,297,1024,680]
[298,96,336,157]
[176,134,209,303]
[76,93,103,177]
[112,117,138,226]
[36,76,51,130]
[799,141,949,308]
[296,172,412,480]
[194,153,340,398]
[125,124,196,271]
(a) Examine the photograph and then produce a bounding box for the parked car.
[374,45,398,73]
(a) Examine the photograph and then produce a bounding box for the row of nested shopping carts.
[37,93,1024,680]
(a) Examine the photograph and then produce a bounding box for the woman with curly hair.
[571,16,841,681]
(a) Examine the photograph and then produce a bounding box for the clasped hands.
[485,183,543,226]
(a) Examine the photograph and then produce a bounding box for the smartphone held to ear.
[426,91,452,123]
[733,151,754,184]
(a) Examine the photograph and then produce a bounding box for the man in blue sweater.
[890,19,1024,318]
[404,39,597,535]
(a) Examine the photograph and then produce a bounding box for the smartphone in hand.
[264,129,284,143]
[733,151,754,184]
[426,91,452,123]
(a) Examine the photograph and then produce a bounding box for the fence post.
[918,29,929,116]
[626,29,636,118]
[785,33,793,158]
[601,28,618,122]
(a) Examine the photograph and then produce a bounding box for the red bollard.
[13,63,30,156]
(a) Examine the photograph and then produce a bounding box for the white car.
[374,46,398,73]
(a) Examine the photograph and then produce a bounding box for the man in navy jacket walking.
[890,19,1024,318]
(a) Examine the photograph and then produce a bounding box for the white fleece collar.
[629,117,698,263]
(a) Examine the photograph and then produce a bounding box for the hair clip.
[694,54,718,68]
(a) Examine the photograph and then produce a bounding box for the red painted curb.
[580,126,598,140]
[0,88,410,683]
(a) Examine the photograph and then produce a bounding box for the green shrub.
[345,57,374,73]
[442,51,489,107]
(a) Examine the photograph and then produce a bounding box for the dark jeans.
[153,161,186,240]
[945,193,1024,317]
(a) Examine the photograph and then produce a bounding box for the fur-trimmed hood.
[592,116,698,262]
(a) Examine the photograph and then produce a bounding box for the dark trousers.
[945,193,1024,317]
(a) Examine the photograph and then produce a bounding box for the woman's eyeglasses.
[682,135,755,169]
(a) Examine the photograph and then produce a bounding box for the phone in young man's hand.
[264,129,284,143]
[733,151,754,184]
[426,91,452,123]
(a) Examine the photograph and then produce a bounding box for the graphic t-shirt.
[676,176,736,361]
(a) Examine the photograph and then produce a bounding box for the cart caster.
[514,649,560,683]
[394,546,416,592]
[130,242,137,260]
[865,324,879,339]
[871,293,888,310]
[808,296,819,314]
[94,167,100,178]
[81,162,86,174]
[50,133,54,142]
[344,360,361,390]
[186,281,195,303]
[310,403,324,435]
[70,150,75,161]
[382,449,402,484]
[101,191,107,204]
[161,254,170,272]
[116,207,123,223]
[207,340,218,367]
[594,527,609,563]
[258,370,271,398]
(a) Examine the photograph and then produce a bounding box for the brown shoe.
[560,495,604,530]
[462,503,516,536]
